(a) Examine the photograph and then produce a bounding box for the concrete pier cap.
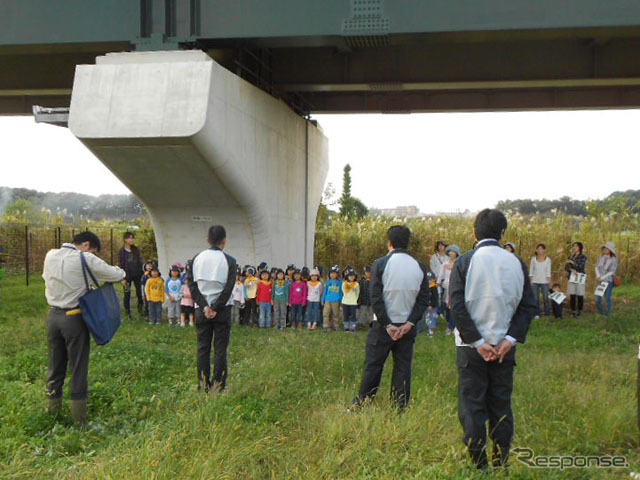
[69,50,328,273]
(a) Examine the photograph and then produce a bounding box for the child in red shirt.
[256,269,273,328]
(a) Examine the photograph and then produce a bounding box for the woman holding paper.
[595,242,618,315]
[565,241,587,317]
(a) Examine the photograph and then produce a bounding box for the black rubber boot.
[70,400,88,427]
[47,397,62,415]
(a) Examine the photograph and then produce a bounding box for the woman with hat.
[503,242,516,254]
[595,242,618,315]
[438,244,461,335]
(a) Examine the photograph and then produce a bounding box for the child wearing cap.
[289,270,307,329]
[145,267,165,325]
[306,269,323,330]
[342,268,360,332]
[231,269,245,324]
[322,266,343,331]
[243,267,259,326]
[165,266,183,326]
[438,244,460,335]
[256,269,273,328]
[272,269,289,329]
[357,266,373,328]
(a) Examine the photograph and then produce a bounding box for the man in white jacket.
[43,231,125,425]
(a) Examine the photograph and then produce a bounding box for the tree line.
[0,187,146,224]
[496,190,640,216]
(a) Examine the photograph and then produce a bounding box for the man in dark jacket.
[118,231,143,316]
[187,225,237,393]
[449,209,536,471]
[352,225,430,409]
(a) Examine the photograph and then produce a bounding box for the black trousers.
[45,308,91,401]
[569,294,584,314]
[356,321,416,407]
[457,346,515,466]
[196,306,232,391]
[242,298,257,325]
[124,274,143,314]
[551,300,563,318]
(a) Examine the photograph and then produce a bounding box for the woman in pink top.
[288,270,308,329]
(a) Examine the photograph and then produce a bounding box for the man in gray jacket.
[352,225,430,409]
[187,225,237,394]
[449,209,536,471]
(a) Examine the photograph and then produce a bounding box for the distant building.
[379,205,420,217]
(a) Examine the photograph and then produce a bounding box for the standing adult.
[429,241,449,280]
[187,225,236,394]
[565,241,587,317]
[449,209,536,471]
[529,243,552,318]
[43,231,125,425]
[595,242,618,315]
[118,232,144,316]
[430,241,449,317]
[352,225,430,409]
[357,266,374,328]
[438,244,461,335]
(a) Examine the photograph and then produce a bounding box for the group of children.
[230,263,374,332]
[133,240,593,333]
[139,260,196,326]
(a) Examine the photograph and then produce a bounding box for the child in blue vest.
[322,265,343,331]
[165,266,183,326]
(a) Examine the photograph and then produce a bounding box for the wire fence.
[0,223,157,285]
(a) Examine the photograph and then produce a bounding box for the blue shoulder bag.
[78,252,122,345]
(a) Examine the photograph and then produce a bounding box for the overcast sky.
[1,110,639,214]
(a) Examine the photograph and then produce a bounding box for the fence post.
[25,225,30,286]
[626,238,630,281]
[110,228,114,265]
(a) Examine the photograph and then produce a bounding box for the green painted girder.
[2,0,640,48]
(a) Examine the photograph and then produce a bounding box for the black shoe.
[469,447,489,472]
[492,444,509,471]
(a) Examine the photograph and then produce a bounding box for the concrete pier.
[69,51,328,271]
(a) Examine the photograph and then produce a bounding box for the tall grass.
[315,212,640,300]
[0,275,638,478]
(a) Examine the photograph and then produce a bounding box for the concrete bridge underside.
[69,51,328,270]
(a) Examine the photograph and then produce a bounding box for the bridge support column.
[69,51,328,271]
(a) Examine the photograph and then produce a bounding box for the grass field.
[1,275,639,479]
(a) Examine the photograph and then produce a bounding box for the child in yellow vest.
[243,266,258,326]
[144,267,165,325]
[342,268,360,332]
